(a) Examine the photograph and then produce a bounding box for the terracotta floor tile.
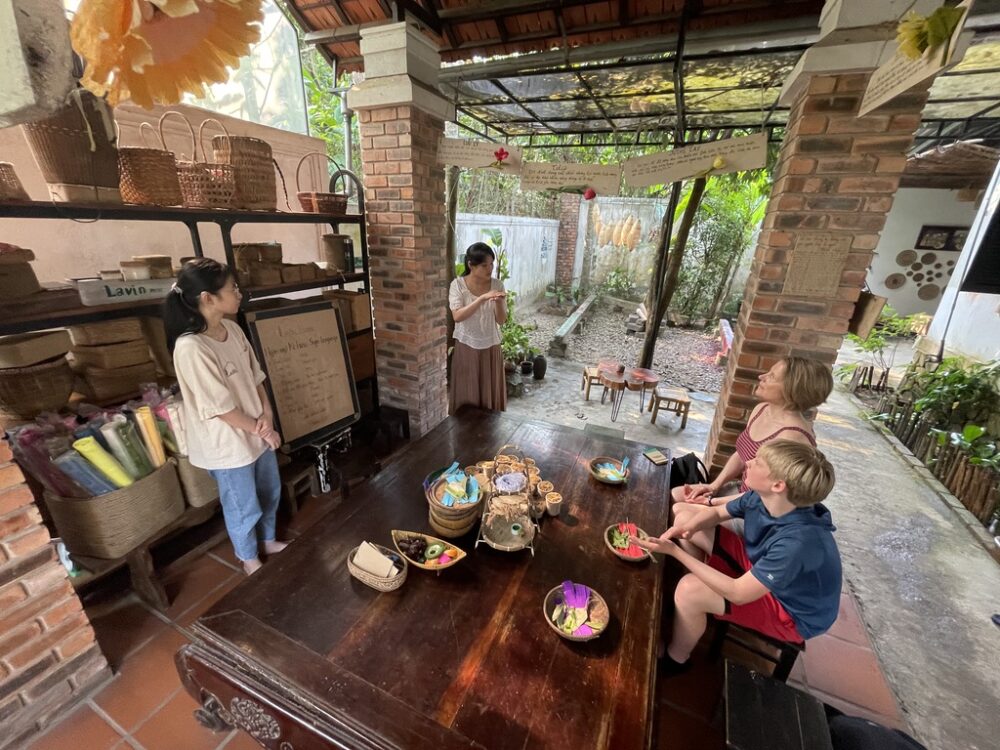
[163,555,239,621]
[89,594,170,670]
[220,729,269,749]
[654,705,725,750]
[799,635,900,719]
[178,575,243,628]
[132,689,230,750]
[825,592,871,648]
[28,703,124,750]
[808,687,907,732]
[93,626,190,732]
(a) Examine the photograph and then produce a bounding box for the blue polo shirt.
[725,491,842,639]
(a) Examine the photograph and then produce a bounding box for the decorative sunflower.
[71,0,264,109]
[896,6,966,65]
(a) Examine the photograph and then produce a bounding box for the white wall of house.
[922,165,1000,363]
[454,213,559,303]
[869,188,979,316]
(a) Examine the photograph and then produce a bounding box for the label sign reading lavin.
[77,279,175,306]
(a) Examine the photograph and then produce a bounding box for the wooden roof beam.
[391,1,442,33]
[437,0,599,24]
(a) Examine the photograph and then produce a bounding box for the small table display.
[176,409,671,750]
[596,363,661,421]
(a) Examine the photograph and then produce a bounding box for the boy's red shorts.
[707,526,804,644]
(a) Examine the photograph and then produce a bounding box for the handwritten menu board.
[519,162,622,196]
[623,133,767,188]
[783,233,853,297]
[245,302,359,448]
[437,137,523,172]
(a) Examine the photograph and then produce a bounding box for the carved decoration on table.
[228,697,283,740]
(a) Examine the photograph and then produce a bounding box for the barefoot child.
[634,440,840,672]
[164,259,288,575]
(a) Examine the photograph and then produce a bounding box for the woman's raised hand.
[679,482,715,505]
[478,290,506,304]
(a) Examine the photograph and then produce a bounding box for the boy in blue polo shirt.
[634,439,841,671]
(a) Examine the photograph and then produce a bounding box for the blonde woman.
[676,357,834,507]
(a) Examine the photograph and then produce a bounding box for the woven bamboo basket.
[0,356,74,427]
[347,543,407,592]
[176,456,219,508]
[543,584,610,642]
[206,119,276,211]
[391,530,466,572]
[295,153,347,214]
[21,90,119,199]
[0,162,30,202]
[43,461,184,559]
[71,339,152,370]
[69,318,145,346]
[118,124,183,207]
[158,112,234,210]
[428,510,479,539]
[604,524,651,562]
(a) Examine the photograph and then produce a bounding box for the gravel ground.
[524,300,723,392]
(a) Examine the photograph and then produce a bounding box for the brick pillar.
[0,441,110,748]
[704,73,928,472]
[556,194,581,287]
[348,22,455,437]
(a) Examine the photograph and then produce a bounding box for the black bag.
[669,452,708,489]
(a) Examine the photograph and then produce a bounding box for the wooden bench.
[711,620,805,683]
[649,385,692,429]
[548,291,598,357]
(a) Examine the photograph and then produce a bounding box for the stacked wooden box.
[0,243,41,299]
[233,241,323,287]
[69,318,157,401]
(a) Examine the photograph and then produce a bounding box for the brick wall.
[0,440,110,748]
[556,194,581,287]
[358,105,450,437]
[705,73,929,471]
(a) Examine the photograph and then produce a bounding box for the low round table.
[598,370,629,421]
[625,367,660,413]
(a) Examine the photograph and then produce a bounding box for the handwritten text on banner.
[622,133,768,188]
[519,162,622,196]
[436,137,523,172]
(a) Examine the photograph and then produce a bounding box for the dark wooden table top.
[188,409,671,750]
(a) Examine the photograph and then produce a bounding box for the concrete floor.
[507,356,1000,750]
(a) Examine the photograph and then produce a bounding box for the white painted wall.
[923,163,1000,363]
[869,188,978,316]
[454,213,558,303]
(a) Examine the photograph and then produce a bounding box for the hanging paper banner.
[858,1,972,117]
[622,133,767,188]
[519,162,621,196]
[437,137,523,172]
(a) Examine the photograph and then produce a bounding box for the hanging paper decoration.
[437,137,523,172]
[622,134,766,188]
[896,5,967,64]
[519,162,621,196]
[71,0,264,109]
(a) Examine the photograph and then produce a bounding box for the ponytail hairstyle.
[163,258,235,353]
[461,242,496,276]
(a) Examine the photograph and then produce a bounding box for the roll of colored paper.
[99,421,146,480]
[54,450,117,496]
[72,436,134,488]
[134,406,165,468]
[165,402,188,456]
[112,415,154,476]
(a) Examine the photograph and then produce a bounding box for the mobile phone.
[643,448,668,466]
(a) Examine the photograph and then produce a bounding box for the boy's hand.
[681,483,714,504]
[664,505,717,540]
[630,535,678,556]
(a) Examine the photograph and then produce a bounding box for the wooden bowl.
[543,584,609,642]
[391,530,466,571]
[604,524,651,562]
[588,457,630,485]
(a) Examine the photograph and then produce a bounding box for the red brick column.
[0,441,110,747]
[705,73,928,472]
[556,194,581,287]
[358,105,450,437]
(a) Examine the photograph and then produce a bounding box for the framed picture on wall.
[915,225,968,252]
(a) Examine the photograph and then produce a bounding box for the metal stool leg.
[610,389,624,421]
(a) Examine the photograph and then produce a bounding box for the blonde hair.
[756,440,835,507]
[781,357,834,413]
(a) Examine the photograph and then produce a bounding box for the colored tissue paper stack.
[609,522,646,559]
[550,580,609,638]
[434,461,481,508]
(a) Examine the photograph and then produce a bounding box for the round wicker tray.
[603,524,651,562]
[543,584,610,642]
[588,456,630,485]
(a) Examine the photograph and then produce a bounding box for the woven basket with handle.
[118,122,183,206]
[295,152,347,214]
[0,162,29,202]
[0,356,74,428]
[158,112,234,210]
[205,119,276,211]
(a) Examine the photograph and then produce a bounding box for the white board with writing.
[519,162,622,196]
[246,303,359,447]
[437,137,523,172]
[623,133,768,188]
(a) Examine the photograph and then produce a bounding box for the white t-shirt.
[173,319,269,471]
[449,276,504,350]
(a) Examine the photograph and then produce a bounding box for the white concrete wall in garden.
[454,213,559,303]
[924,163,1000,363]
[870,188,978,316]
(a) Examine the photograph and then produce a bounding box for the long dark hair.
[163,258,234,353]
[461,242,495,276]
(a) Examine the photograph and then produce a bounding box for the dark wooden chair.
[710,620,804,683]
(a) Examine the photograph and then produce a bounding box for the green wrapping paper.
[72,436,134,488]
[99,420,151,480]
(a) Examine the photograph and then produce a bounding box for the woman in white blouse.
[448,242,508,412]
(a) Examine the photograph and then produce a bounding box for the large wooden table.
[176,409,671,749]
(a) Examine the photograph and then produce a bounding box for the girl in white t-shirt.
[448,242,507,412]
[164,259,286,575]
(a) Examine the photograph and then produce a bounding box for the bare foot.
[262,540,289,555]
[242,557,263,575]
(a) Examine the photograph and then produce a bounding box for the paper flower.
[71,0,264,109]
[693,156,727,179]
[896,6,966,64]
[583,188,597,200]
[490,147,510,169]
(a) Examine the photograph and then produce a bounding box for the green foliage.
[901,357,1000,429]
[301,49,360,169]
[929,423,1000,470]
[840,305,924,375]
[481,228,535,362]
[600,266,640,301]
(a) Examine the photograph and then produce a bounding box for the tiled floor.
[28,493,904,750]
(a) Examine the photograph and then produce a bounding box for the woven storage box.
[0,331,71,368]
[141,318,175,377]
[295,153,348,214]
[71,339,151,370]
[43,461,184,559]
[119,147,183,206]
[0,162,30,202]
[69,319,145,346]
[347,543,407,592]
[81,360,157,401]
[0,356,74,427]
[176,456,218,507]
[158,112,234,209]
[208,122,276,211]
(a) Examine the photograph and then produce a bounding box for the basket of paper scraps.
[424,461,484,538]
[544,580,610,642]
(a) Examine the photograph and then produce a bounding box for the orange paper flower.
[71,0,264,109]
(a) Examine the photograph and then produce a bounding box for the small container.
[99,269,123,281]
[537,480,554,498]
[119,261,151,281]
[476,460,495,478]
[524,457,536,468]
[545,492,563,516]
[510,523,524,537]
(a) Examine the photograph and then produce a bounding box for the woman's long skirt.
[449,341,507,413]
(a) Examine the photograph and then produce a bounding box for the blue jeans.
[209,450,281,562]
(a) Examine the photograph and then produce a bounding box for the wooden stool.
[581,366,602,400]
[279,460,319,517]
[710,620,805,683]
[649,385,691,429]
